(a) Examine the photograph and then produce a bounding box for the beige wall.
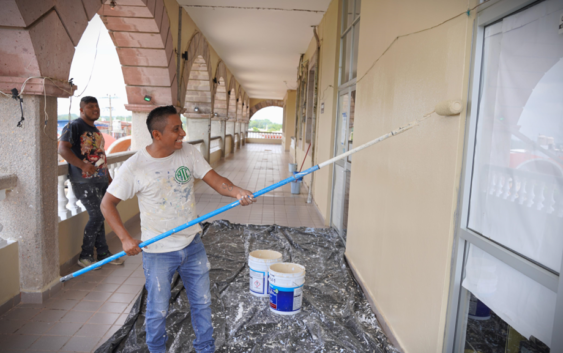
[0,242,20,307]
[209,148,222,166]
[282,90,297,151]
[295,0,340,224]
[344,0,475,352]
[225,135,233,157]
[59,197,140,267]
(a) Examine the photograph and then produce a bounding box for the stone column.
[220,119,227,157]
[235,121,241,149]
[226,120,236,153]
[187,116,211,161]
[131,111,152,151]
[0,95,60,301]
[241,122,247,145]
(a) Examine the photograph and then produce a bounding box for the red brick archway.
[0,0,175,111]
[249,100,284,118]
[213,61,228,118]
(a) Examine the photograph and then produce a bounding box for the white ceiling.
[176,0,330,100]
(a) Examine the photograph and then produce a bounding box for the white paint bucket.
[268,263,305,315]
[248,250,283,297]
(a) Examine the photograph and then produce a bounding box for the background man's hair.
[80,96,98,108]
[146,105,177,138]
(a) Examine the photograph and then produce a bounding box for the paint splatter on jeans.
[142,234,215,353]
[72,182,110,260]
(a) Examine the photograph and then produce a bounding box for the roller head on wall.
[435,99,464,116]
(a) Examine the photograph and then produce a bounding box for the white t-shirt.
[107,143,212,253]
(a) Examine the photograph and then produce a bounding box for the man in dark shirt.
[58,96,125,268]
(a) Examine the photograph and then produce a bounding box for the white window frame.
[443,0,563,351]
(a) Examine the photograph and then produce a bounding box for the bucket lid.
[269,263,306,277]
[249,250,282,263]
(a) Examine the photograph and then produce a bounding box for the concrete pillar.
[242,122,247,145]
[210,119,226,157]
[187,117,211,161]
[220,120,227,156]
[131,111,152,151]
[226,120,235,152]
[0,95,60,301]
[235,122,241,149]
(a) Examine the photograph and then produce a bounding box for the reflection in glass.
[341,30,352,84]
[464,290,550,353]
[467,1,563,272]
[355,0,361,19]
[351,22,360,79]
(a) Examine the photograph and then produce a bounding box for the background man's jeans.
[71,182,110,260]
[142,234,215,353]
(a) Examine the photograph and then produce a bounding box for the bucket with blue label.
[268,263,306,315]
[248,250,283,297]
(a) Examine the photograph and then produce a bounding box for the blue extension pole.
[60,165,319,282]
[60,115,426,282]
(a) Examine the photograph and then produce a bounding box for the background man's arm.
[101,193,141,256]
[58,141,97,175]
[202,170,256,206]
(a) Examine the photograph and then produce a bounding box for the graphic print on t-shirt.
[80,131,107,179]
[174,166,192,184]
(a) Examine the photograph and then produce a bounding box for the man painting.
[101,105,255,352]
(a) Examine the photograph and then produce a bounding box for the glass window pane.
[341,30,352,84]
[355,0,361,19]
[342,0,354,33]
[351,22,360,79]
[467,0,563,272]
[335,93,349,158]
[464,291,551,353]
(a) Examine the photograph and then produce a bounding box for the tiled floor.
[0,144,325,352]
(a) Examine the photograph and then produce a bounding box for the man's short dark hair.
[146,105,177,138]
[80,96,98,108]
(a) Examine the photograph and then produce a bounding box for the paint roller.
[60,99,463,282]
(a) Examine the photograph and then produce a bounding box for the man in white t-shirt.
[101,106,255,353]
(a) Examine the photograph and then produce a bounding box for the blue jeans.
[142,234,215,353]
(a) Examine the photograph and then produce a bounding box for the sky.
[57,15,129,118]
[251,106,283,124]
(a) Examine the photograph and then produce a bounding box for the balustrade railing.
[480,165,563,217]
[247,131,283,139]
[57,151,136,222]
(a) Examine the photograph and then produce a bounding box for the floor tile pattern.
[0,144,325,352]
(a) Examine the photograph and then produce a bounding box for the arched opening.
[57,14,130,154]
[249,107,283,131]
[184,56,212,116]
[183,55,212,142]
[213,77,227,119]
[211,77,227,140]
[228,89,237,120]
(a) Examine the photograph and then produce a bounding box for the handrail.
[210,136,221,141]
[58,151,136,177]
[225,134,233,139]
[187,139,204,145]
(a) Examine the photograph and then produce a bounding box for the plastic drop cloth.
[96,220,399,353]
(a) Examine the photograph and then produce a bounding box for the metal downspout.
[307,27,321,204]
